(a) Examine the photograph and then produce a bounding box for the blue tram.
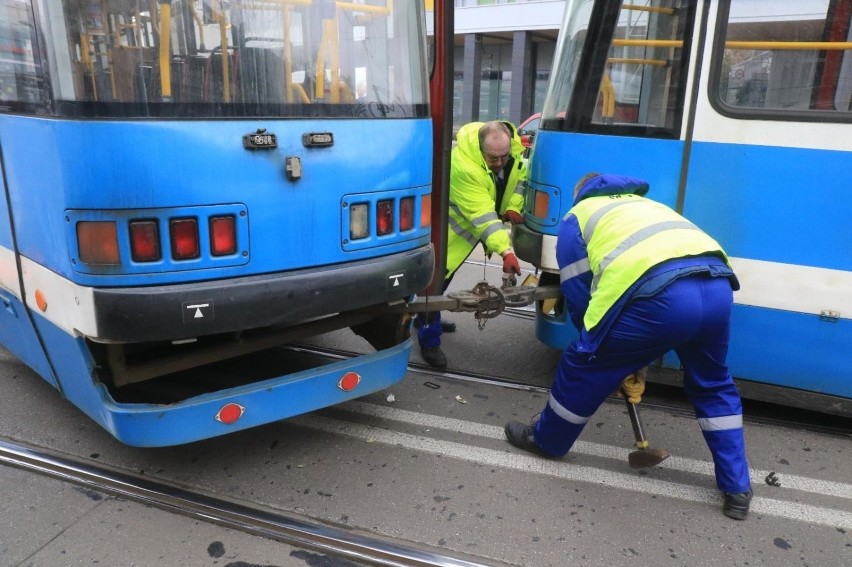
[514,0,852,416]
[0,0,441,445]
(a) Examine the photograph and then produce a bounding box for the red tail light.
[129,220,161,262]
[377,200,393,236]
[209,215,237,256]
[77,221,120,265]
[400,197,414,231]
[170,218,200,260]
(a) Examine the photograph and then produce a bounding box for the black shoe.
[723,489,753,520]
[504,421,554,458]
[421,346,447,368]
[440,320,457,333]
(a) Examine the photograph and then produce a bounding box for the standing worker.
[417,121,526,367]
[504,173,753,520]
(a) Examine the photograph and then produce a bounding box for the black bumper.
[512,224,544,269]
[90,245,434,342]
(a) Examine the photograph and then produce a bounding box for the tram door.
[527,1,701,366]
[531,1,698,213]
[0,166,57,388]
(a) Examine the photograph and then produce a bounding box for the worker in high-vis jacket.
[504,173,753,520]
[416,121,526,368]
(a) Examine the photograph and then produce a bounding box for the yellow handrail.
[608,57,668,67]
[613,38,852,51]
[613,39,683,48]
[158,1,171,99]
[725,41,852,51]
[622,4,676,16]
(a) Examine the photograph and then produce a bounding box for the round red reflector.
[338,372,361,392]
[215,403,244,424]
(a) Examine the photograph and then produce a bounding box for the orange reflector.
[215,403,244,424]
[209,215,237,256]
[533,190,550,219]
[338,371,361,392]
[77,221,120,265]
[170,218,200,260]
[421,194,431,228]
[35,289,47,312]
[400,197,414,231]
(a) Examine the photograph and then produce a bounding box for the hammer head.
[628,448,671,469]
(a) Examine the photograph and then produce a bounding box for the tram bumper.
[512,224,558,272]
[88,246,434,343]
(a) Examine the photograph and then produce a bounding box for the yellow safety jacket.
[570,194,731,330]
[445,121,526,278]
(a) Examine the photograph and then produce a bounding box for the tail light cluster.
[348,194,430,242]
[76,215,237,266]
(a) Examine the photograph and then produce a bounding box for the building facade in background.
[445,0,565,130]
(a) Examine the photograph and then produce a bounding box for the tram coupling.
[385,276,562,322]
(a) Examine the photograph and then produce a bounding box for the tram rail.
[0,438,506,567]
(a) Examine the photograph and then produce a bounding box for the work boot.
[722,489,753,520]
[504,421,555,458]
[440,319,457,333]
[421,345,447,368]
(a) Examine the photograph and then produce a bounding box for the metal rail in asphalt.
[0,438,509,567]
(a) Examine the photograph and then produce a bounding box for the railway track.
[0,437,506,567]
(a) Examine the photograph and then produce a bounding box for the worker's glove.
[502,252,521,275]
[501,210,524,225]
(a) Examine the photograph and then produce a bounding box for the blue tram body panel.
[683,141,850,271]
[525,131,684,234]
[0,116,432,287]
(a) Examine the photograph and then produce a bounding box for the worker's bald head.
[479,121,512,172]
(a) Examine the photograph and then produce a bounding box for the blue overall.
[533,269,751,494]
[531,174,751,495]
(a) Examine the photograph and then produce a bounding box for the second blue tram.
[0,0,440,445]
[514,0,852,416]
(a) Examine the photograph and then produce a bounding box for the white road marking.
[288,406,852,529]
[341,401,852,500]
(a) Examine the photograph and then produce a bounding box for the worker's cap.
[573,173,650,202]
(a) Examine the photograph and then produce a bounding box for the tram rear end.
[0,0,436,446]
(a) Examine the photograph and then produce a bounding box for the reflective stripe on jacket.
[567,194,731,330]
[445,121,526,278]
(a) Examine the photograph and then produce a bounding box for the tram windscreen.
[0,0,429,118]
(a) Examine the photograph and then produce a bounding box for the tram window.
[2,0,428,118]
[0,0,42,105]
[713,0,852,120]
[589,1,692,132]
[542,1,694,138]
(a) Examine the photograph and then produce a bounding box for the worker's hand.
[502,252,521,275]
[501,210,524,224]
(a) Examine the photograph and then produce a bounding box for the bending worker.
[504,173,753,520]
[417,121,526,368]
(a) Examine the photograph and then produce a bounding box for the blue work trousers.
[533,274,751,494]
[415,276,454,348]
